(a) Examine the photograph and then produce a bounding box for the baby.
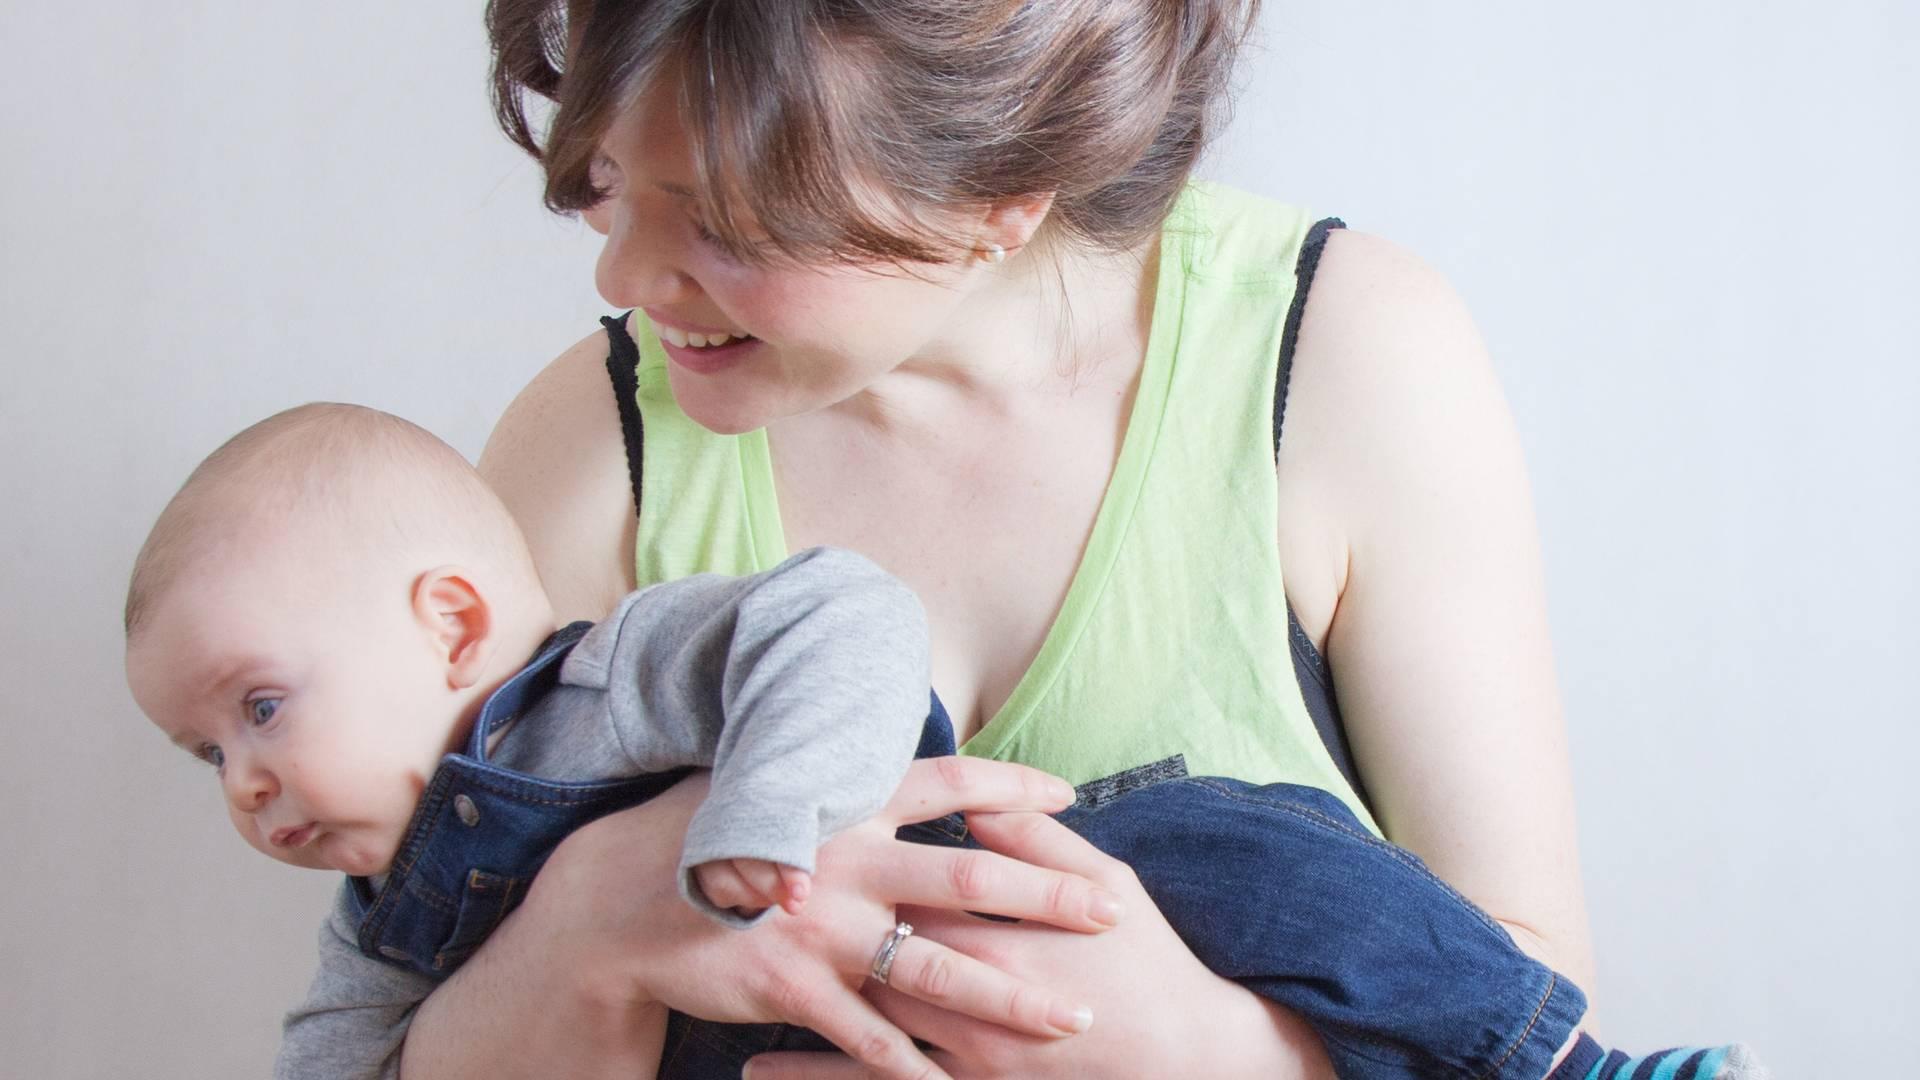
[126,403,1763,1080]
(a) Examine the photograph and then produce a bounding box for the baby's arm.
[274,883,437,1080]
[574,546,930,924]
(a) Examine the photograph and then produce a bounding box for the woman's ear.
[411,567,495,691]
[978,192,1058,258]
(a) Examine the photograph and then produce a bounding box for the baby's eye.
[197,744,226,770]
[248,697,281,727]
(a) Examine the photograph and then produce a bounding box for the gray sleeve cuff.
[676,796,826,929]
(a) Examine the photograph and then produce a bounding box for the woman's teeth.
[658,325,751,349]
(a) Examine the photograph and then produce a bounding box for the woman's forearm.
[1196,981,1337,1080]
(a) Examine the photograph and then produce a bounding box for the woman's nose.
[594,205,700,311]
[222,753,277,813]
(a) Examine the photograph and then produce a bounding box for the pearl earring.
[979,243,1007,264]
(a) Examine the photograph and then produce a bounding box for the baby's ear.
[411,567,493,690]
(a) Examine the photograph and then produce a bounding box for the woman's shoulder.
[1277,226,1524,645]
[478,320,639,622]
[1173,181,1327,275]
[1291,227,1507,457]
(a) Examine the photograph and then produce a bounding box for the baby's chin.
[256,830,396,877]
[314,833,399,877]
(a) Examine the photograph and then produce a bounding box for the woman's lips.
[270,824,316,848]
[659,333,761,375]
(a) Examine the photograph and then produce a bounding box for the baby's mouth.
[270,823,317,849]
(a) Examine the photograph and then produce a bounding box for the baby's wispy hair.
[125,403,537,639]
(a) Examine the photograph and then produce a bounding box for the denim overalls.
[347,625,1585,1080]
[345,623,689,974]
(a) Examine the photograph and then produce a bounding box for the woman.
[398,1,1594,1076]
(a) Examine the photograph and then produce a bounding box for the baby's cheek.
[229,809,274,859]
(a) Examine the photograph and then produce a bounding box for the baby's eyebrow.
[165,732,206,757]
[190,653,270,698]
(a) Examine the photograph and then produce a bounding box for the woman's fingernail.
[1050,1002,1096,1034]
[1051,779,1077,805]
[742,1062,758,1080]
[1088,890,1124,926]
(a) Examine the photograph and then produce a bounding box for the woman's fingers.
[965,809,1135,889]
[746,990,1011,1080]
[882,756,1076,827]
[748,989,967,1080]
[879,934,1093,1038]
[748,1046,951,1080]
[775,977,954,1080]
[872,842,1123,933]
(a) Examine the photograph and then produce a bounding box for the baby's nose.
[222,758,276,812]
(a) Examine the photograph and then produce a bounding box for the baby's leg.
[1057,776,1576,1077]
[1548,1035,1772,1080]
[1057,777,1767,1080]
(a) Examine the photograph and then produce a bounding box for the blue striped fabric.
[1558,1032,1739,1080]
[1648,1048,1708,1080]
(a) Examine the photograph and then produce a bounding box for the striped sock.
[1546,1032,1772,1080]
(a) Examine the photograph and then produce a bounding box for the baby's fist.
[692,858,813,918]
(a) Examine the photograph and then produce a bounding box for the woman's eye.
[248,698,281,726]
[199,744,226,770]
[691,219,743,260]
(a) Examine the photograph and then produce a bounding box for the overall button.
[453,794,481,827]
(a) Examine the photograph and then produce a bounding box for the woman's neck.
[827,234,1160,438]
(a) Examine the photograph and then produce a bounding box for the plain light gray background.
[3,4,1913,1077]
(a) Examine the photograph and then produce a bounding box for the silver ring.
[869,921,914,985]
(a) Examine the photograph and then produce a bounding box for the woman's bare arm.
[1279,229,1599,996]
[477,326,639,624]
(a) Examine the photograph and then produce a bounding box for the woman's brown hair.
[487,0,1260,265]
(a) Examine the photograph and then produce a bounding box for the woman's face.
[583,81,985,434]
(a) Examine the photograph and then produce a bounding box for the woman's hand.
[451,757,1123,1080]
[746,810,1338,1080]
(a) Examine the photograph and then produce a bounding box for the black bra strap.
[601,313,647,520]
[1272,218,1374,813]
[1273,217,1345,452]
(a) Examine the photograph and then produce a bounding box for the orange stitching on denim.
[1479,972,1559,1080]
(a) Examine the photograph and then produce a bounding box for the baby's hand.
[692,858,813,918]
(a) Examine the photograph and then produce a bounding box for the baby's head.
[124,403,554,877]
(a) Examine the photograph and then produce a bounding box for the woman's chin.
[667,373,778,435]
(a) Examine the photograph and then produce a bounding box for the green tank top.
[624,182,1379,834]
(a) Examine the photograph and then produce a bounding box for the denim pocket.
[432,868,524,972]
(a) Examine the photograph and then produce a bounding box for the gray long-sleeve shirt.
[274,547,930,1080]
